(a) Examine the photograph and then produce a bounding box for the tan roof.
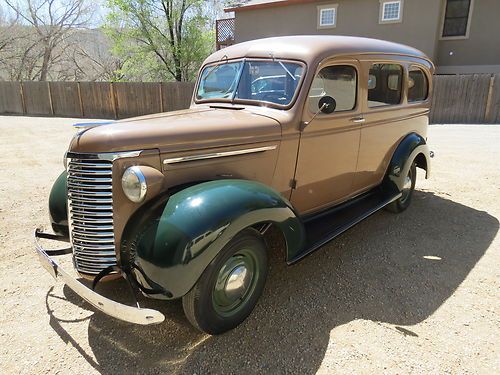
[204,35,431,67]
[226,0,319,12]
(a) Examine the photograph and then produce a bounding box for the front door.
[290,60,362,214]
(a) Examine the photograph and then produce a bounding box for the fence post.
[484,75,495,124]
[19,81,27,115]
[110,82,118,119]
[77,82,84,117]
[47,81,54,115]
[159,82,164,113]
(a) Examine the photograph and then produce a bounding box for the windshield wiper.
[279,61,296,81]
[269,52,296,81]
[204,54,229,80]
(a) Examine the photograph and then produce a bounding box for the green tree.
[105,0,216,82]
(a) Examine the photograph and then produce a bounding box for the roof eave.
[225,0,318,13]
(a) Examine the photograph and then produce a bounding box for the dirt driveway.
[0,116,498,374]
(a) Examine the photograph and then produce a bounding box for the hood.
[69,107,282,154]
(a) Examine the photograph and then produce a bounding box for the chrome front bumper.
[34,229,165,325]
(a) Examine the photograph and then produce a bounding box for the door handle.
[350,116,365,123]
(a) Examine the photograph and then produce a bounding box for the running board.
[289,189,401,264]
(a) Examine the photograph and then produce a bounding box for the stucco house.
[218,0,500,74]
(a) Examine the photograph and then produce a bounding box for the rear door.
[352,59,420,193]
[290,59,362,214]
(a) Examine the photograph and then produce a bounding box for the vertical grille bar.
[67,157,116,275]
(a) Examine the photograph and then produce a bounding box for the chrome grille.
[67,157,116,275]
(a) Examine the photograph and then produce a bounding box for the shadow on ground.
[46,191,498,374]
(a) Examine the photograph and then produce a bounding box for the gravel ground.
[0,116,499,375]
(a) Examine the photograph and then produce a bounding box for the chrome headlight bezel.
[122,166,147,203]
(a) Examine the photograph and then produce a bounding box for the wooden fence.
[430,73,500,124]
[0,75,499,123]
[0,81,195,119]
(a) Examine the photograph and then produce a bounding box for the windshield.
[196,59,305,107]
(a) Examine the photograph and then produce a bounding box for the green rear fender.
[382,133,431,195]
[49,171,69,236]
[121,180,306,299]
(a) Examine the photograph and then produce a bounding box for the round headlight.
[122,166,147,203]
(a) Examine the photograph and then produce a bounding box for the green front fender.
[49,171,68,236]
[121,180,306,299]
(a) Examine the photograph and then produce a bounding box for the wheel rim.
[400,167,413,203]
[212,249,259,317]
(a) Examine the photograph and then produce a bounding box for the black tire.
[182,228,268,335]
[385,162,417,213]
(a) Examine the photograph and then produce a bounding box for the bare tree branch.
[3,0,94,80]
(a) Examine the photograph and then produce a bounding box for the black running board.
[289,189,401,264]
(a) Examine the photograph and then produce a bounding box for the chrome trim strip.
[72,231,115,238]
[70,202,113,210]
[69,191,113,197]
[72,243,115,250]
[73,121,115,129]
[72,235,114,242]
[66,150,142,162]
[71,211,113,217]
[68,196,113,204]
[68,182,113,190]
[72,218,113,224]
[69,170,113,176]
[69,161,115,168]
[163,145,278,165]
[72,223,114,230]
[69,175,113,182]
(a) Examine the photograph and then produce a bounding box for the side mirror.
[301,95,337,131]
[319,96,336,114]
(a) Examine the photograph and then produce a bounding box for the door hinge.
[289,179,297,189]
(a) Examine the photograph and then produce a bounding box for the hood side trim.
[163,145,277,165]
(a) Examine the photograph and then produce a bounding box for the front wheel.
[182,228,268,335]
[385,162,417,213]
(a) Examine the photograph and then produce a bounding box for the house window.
[442,0,473,38]
[380,1,402,23]
[317,4,338,29]
[320,9,336,26]
[368,64,403,108]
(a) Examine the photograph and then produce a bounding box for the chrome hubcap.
[212,250,258,316]
[224,265,251,302]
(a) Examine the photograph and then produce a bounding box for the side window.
[368,63,403,107]
[408,67,429,103]
[308,65,357,113]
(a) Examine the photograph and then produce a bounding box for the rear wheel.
[182,228,268,335]
[385,162,417,213]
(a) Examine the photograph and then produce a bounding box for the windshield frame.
[194,57,308,110]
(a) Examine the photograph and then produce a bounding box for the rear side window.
[308,65,357,113]
[368,64,403,107]
[408,67,429,102]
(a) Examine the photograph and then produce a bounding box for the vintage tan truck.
[35,35,433,334]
